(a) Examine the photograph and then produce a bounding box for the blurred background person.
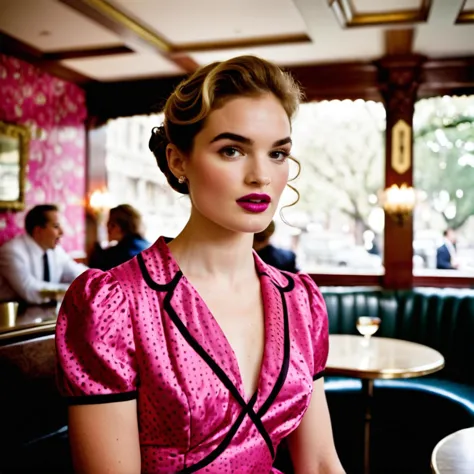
[436,228,459,270]
[89,204,150,271]
[0,204,87,304]
[253,220,299,273]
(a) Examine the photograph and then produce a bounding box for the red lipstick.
[236,193,271,213]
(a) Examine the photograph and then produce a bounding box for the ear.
[166,144,187,179]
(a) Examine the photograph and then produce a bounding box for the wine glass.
[356,316,381,346]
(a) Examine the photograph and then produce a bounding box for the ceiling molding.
[59,0,199,72]
[59,0,314,72]
[384,29,415,56]
[173,33,312,53]
[43,45,133,61]
[0,31,93,84]
[455,0,474,23]
[329,0,432,28]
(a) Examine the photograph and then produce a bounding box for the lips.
[236,193,271,213]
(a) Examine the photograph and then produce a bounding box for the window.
[413,95,474,275]
[274,99,386,274]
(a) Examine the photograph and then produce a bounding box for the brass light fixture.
[381,184,416,226]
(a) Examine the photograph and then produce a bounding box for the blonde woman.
[56,56,344,474]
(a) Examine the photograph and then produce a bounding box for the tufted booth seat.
[319,286,474,474]
[0,333,73,473]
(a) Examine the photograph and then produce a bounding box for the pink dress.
[56,237,328,473]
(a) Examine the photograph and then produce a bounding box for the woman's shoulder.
[63,267,127,313]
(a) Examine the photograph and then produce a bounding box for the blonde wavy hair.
[148,55,302,211]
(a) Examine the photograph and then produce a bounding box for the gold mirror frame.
[0,121,30,210]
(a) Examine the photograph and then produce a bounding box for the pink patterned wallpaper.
[0,54,87,254]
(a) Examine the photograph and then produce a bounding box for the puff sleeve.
[55,269,138,404]
[299,273,329,381]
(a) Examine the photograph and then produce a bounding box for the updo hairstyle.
[149,55,303,194]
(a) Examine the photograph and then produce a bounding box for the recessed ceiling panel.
[0,0,123,52]
[353,0,422,14]
[111,0,307,45]
[190,28,384,68]
[62,53,183,81]
[416,0,474,56]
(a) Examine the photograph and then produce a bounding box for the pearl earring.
[178,175,186,184]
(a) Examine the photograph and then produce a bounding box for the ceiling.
[0,0,473,83]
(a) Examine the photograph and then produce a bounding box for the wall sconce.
[381,184,416,226]
[87,188,111,218]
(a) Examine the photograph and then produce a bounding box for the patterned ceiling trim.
[456,0,474,23]
[329,0,432,28]
[76,0,172,53]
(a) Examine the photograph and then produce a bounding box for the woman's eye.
[220,147,243,159]
[270,150,290,161]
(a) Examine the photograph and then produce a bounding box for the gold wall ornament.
[0,121,30,211]
[391,119,411,174]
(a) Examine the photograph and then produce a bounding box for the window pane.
[413,95,474,275]
[275,99,386,274]
[105,114,190,242]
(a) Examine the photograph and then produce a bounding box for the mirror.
[0,121,30,210]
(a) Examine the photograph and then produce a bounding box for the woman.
[56,55,344,474]
[89,204,150,271]
[253,221,299,273]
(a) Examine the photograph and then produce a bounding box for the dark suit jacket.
[90,234,150,271]
[436,244,455,270]
[256,244,299,273]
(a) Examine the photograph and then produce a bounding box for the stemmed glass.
[356,316,381,346]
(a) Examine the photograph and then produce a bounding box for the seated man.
[253,221,299,273]
[0,204,87,304]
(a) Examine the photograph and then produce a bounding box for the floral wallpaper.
[0,54,87,254]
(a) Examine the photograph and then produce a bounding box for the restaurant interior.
[1,0,474,473]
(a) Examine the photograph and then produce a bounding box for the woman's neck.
[168,211,256,284]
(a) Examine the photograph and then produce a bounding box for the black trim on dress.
[66,390,137,405]
[162,274,275,459]
[137,252,181,291]
[137,255,298,465]
[313,370,326,381]
[178,393,257,473]
[257,283,291,417]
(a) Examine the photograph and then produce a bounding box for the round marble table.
[327,335,445,474]
[431,427,474,474]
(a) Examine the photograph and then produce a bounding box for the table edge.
[430,427,474,474]
[325,360,445,380]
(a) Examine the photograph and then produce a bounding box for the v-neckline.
[163,240,270,405]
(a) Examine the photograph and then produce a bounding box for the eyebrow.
[210,132,292,148]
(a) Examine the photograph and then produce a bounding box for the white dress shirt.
[0,233,88,304]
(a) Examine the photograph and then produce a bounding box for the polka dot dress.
[56,237,329,473]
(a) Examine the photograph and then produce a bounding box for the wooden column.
[378,56,424,289]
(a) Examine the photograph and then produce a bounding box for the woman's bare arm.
[287,378,345,474]
[68,399,141,474]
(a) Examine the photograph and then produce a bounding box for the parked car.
[298,233,382,270]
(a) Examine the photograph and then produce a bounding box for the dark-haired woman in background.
[254,221,299,273]
[56,56,344,474]
[89,204,150,271]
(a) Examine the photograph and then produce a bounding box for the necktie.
[43,252,50,282]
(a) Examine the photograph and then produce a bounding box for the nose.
[245,157,272,187]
